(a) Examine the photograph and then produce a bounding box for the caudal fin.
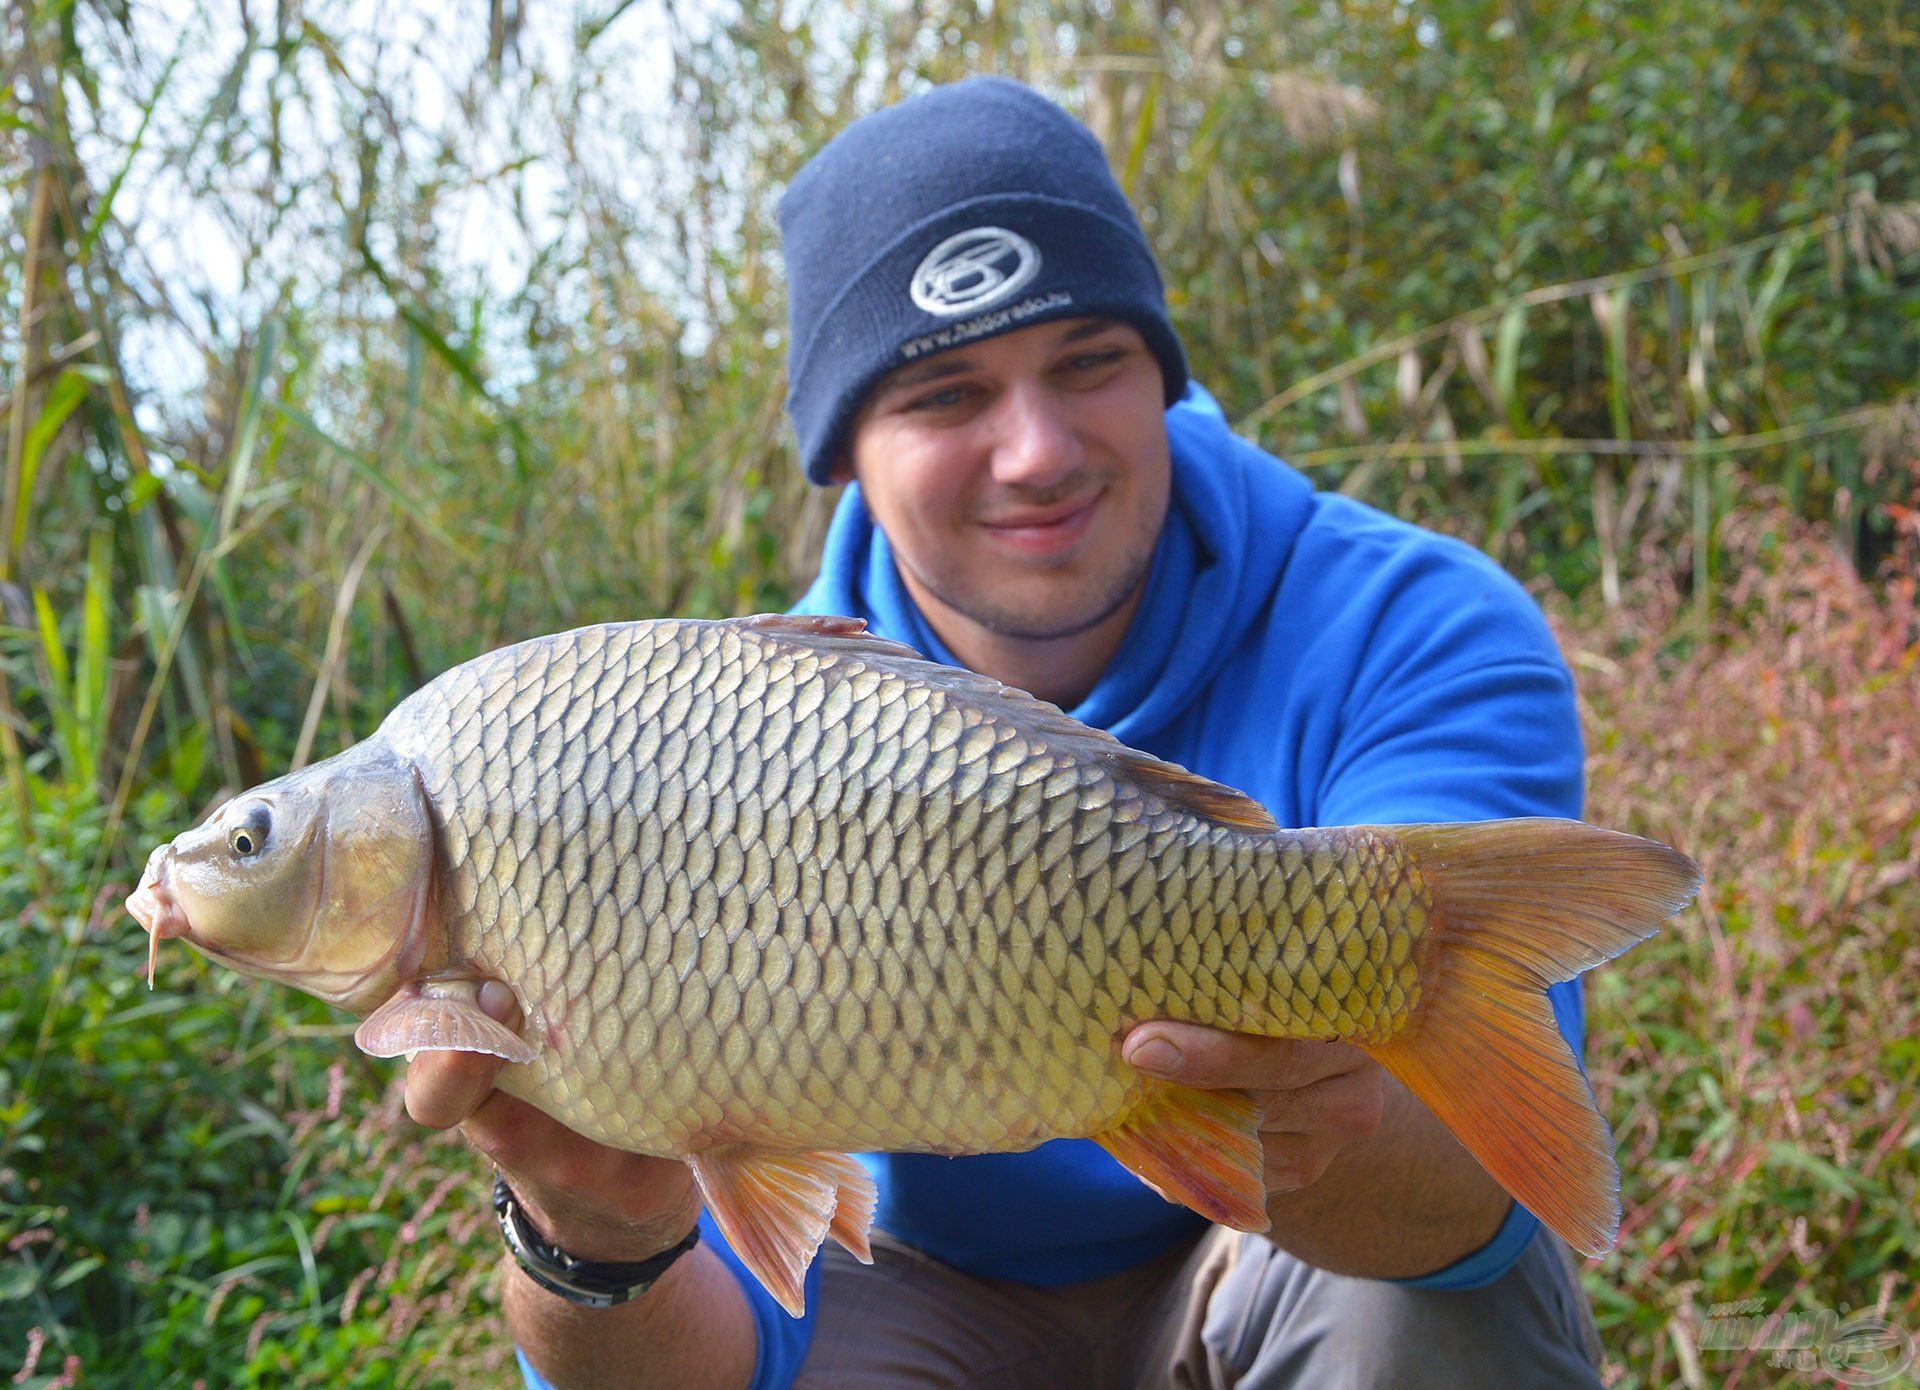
[1362,819,1700,1257]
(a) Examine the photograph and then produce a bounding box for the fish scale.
[130,612,1700,1318]
[380,619,1426,1161]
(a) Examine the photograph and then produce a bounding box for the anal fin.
[1094,1083,1270,1233]
[353,978,536,1064]
[686,1146,876,1318]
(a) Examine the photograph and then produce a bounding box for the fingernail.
[478,980,517,1021]
[1126,1036,1182,1077]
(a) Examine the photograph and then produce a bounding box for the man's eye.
[1066,349,1126,372]
[909,385,971,411]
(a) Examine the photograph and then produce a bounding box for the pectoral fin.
[685,1146,877,1318]
[354,978,537,1064]
[1094,1082,1270,1232]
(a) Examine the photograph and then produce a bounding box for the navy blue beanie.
[778,76,1189,485]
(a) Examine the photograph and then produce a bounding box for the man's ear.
[825,453,855,486]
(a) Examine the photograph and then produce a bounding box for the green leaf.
[75,527,112,789]
[0,1258,37,1302]
[1594,287,1631,442]
[1749,234,1803,352]
[51,1254,104,1290]
[216,318,281,543]
[1765,1140,1863,1198]
[1494,304,1528,436]
[31,587,81,788]
[124,470,165,513]
[281,1211,323,1317]
[396,301,491,401]
[266,400,475,559]
[166,720,208,798]
[81,42,184,257]
[13,366,99,560]
[1122,74,1161,200]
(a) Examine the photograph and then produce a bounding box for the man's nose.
[990,382,1084,487]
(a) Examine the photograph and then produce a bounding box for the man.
[408,77,1607,1387]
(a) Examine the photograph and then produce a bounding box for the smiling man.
[833,315,1173,707]
[409,76,1610,1388]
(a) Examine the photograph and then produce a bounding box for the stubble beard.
[898,532,1158,644]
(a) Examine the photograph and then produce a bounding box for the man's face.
[840,317,1171,645]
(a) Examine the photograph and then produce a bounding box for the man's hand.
[1120,1020,1510,1276]
[1121,1023,1386,1194]
[401,989,756,1390]
[402,988,701,1262]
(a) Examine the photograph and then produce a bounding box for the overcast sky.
[89,0,698,439]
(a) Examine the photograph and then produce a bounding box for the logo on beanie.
[910,227,1041,317]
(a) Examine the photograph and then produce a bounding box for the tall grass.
[2,0,1917,1383]
[1569,501,1920,1386]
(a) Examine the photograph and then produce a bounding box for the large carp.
[127,614,1698,1315]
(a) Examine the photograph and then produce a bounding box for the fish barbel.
[126,614,1699,1314]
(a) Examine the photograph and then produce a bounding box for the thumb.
[1122,1020,1305,1089]
[1121,1022,1196,1080]
[402,980,522,1130]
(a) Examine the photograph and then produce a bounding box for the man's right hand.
[398,990,757,1390]
[401,989,702,1263]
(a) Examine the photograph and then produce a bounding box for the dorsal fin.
[1110,754,1277,832]
[719,614,1277,834]
[727,613,926,662]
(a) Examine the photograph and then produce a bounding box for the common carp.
[127,614,1699,1314]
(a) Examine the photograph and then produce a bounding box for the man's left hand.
[1121,1023,1387,1196]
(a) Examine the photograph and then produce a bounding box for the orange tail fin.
[1362,819,1700,1257]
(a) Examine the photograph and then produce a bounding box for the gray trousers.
[793,1223,1604,1389]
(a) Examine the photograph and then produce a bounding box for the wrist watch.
[492,1173,700,1309]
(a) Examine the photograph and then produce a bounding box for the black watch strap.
[492,1174,700,1309]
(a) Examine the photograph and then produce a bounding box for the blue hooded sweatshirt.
[520,385,1586,1390]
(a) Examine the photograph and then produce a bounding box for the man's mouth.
[127,846,192,989]
[978,493,1101,554]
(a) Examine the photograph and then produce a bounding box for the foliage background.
[2,0,1916,1385]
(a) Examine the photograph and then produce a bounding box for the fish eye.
[228,806,271,858]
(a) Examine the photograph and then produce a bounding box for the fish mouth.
[127,845,193,989]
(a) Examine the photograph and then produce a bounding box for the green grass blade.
[76,527,111,790]
[31,586,80,787]
[1749,234,1802,353]
[280,1210,325,1318]
[395,301,491,402]
[266,399,476,559]
[13,366,101,560]
[1596,287,1631,442]
[1122,73,1160,200]
[80,44,184,258]
[1494,303,1528,436]
[394,300,537,482]
[215,318,280,543]
[201,319,283,677]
